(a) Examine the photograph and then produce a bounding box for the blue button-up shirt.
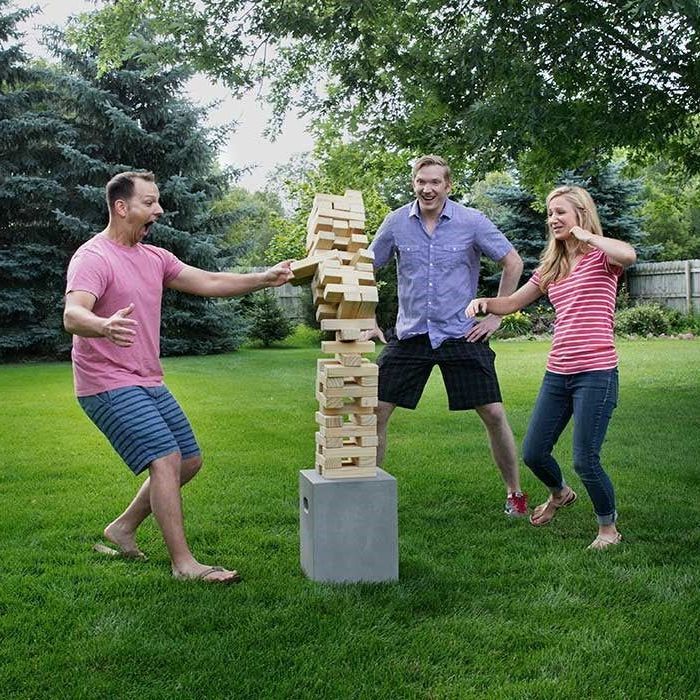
[369,198,513,348]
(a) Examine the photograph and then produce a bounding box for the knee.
[376,401,395,429]
[572,450,598,478]
[150,451,182,480]
[181,454,203,482]
[476,403,506,429]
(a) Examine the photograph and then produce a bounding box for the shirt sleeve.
[471,211,514,262]
[65,248,109,300]
[528,267,542,289]
[159,248,186,284]
[368,214,395,269]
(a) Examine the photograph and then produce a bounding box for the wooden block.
[321,384,377,398]
[290,252,339,285]
[355,457,376,468]
[332,236,350,249]
[320,402,375,416]
[338,353,363,367]
[355,262,374,272]
[315,411,344,427]
[322,340,375,354]
[319,424,377,438]
[336,299,363,319]
[318,445,376,459]
[347,234,369,252]
[319,465,377,479]
[308,230,335,254]
[316,304,338,321]
[322,362,378,378]
[319,374,345,388]
[350,248,374,266]
[351,413,378,426]
[348,220,365,234]
[332,219,349,234]
[321,318,375,331]
[315,390,345,409]
[315,431,343,448]
[337,328,361,341]
[324,285,362,304]
[360,396,379,407]
[358,375,378,386]
[356,434,379,447]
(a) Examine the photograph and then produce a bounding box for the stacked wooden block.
[290,190,379,479]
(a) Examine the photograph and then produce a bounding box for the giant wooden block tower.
[290,190,379,479]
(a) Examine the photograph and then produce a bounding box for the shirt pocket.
[434,244,469,270]
[397,244,423,273]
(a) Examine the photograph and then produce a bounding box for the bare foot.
[103,520,147,560]
[172,563,242,584]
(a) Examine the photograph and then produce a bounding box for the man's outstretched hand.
[265,260,294,287]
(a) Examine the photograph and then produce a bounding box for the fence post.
[685,260,692,315]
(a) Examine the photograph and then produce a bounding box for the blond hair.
[538,185,604,291]
[412,155,451,184]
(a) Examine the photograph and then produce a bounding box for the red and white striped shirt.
[529,248,623,374]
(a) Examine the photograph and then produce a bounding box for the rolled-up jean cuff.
[596,510,617,526]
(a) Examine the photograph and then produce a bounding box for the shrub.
[246,290,293,346]
[615,303,674,336]
[495,310,533,338]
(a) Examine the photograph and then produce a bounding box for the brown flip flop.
[529,489,577,527]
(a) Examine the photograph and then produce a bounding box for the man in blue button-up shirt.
[366,155,528,517]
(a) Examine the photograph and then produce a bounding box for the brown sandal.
[529,489,577,527]
[587,532,622,550]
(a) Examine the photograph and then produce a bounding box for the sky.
[13,0,315,191]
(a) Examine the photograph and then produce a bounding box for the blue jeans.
[522,369,619,525]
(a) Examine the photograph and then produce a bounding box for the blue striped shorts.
[78,385,201,475]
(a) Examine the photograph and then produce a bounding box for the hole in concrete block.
[303,496,309,513]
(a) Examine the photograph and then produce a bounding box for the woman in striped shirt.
[466,186,636,550]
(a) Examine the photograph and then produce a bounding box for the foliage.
[615,303,674,336]
[73,1,700,184]
[635,159,700,261]
[213,186,285,266]
[245,289,292,346]
[0,10,245,360]
[493,310,533,339]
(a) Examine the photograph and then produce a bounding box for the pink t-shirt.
[65,234,184,396]
[528,248,623,375]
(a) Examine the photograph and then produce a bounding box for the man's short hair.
[106,171,156,211]
[412,155,451,184]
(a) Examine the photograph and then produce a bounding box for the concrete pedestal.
[299,468,398,583]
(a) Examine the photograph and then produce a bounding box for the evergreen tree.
[246,289,291,347]
[0,1,76,359]
[485,162,655,298]
[0,12,246,360]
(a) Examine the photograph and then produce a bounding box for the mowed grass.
[1,338,698,699]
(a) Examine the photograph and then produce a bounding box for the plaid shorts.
[78,385,200,475]
[377,334,503,410]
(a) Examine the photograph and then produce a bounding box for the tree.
[246,289,291,347]
[485,161,654,297]
[74,1,700,183]
[0,11,247,360]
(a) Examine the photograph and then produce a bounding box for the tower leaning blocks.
[290,190,379,479]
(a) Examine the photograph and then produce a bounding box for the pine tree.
[0,1,77,359]
[0,10,246,361]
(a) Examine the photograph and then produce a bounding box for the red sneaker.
[505,492,529,517]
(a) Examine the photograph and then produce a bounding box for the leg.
[375,335,434,466]
[104,454,202,556]
[570,370,621,547]
[149,452,239,582]
[522,372,577,525]
[474,402,520,494]
[376,400,396,467]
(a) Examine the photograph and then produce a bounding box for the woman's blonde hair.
[538,185,604,291]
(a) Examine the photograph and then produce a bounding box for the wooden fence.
[234,267,307,322]
[626,259,700,314]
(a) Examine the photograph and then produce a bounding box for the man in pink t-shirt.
[64,170,292,584]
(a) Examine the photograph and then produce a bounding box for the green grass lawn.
[1,338,699,699]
